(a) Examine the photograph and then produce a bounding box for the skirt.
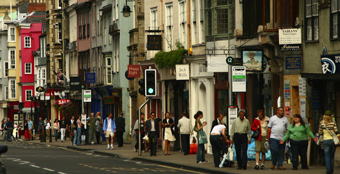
[164,127,176,141]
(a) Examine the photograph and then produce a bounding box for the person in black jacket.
[115,112,125,147]
[162,112,176,155]
[145,112,161,156]
[211,113,225,132]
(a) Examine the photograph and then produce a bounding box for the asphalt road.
[0,141,205,174]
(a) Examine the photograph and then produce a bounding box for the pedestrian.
[24,120,30,140]
[60,117,67,142]
[95,117,101,144]
[211,113,225,132]
[230,109,251,170]
[76,116,82,145]
[145,112,161,156]
[251,109,269,170]
[3,120,7,141]
[53,119,60,142]
[133,112,146,152]
[266,107,289,170]
[318,111,340,174]
[103,113,116,150]
[88,113,97,144]
[27,118,33,140]
[194,111,209,164]
[6,118,14,141]
[210,123,228,167]
[280,114,317,170]
[162,112,176,155]
[69,116,77,145]
[115,112,125,147]
[13,123,18,141]
[46,119,51,141]
[177,112,191,155]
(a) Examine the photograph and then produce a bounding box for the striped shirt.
[318,121,340,141]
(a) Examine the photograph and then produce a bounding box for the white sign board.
[300,98,306,122]
[299,77,307,96]
[83,90,91,102]
[176,64,190,80]
[232,66,246,92]
[279,28,302,45]
[207,55,228,72]
[81,113,87,129]
[228,106,238,135]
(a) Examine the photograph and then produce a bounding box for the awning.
[301,73,340,80]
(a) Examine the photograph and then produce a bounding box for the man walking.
[37,117,45,140]
[60,117,67,142]
[267,107,289,170]
[88,113,97,144]
[177,112,191,155]
[6,118,14,141]
[103,113,116,150]
[115,112,125,147]
[145,112,161,156]
[230,109,251,170]
[28,118,33,140]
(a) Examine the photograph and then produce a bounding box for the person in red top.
[190,137,198,154]
[251,109,269,170]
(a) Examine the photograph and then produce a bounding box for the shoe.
[91,141,94,145]
[142,150,145,153]
[107,146,110,150]
[254,165,259,170]
[293,167,298,170]
[197,161,203,164]
[153,154,157,156]
[302,167,309,170]
[134,148,137,152]
[260,165,265,169]
[270,165,275,169]
[243,167,247,170]
[203,161,209,164]
[277,167,286,170]
[237,167,242,170]
[150,154,153,156]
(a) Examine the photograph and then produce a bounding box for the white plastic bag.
[227,145,234,161]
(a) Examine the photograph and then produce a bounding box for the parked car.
[0,145,8,174]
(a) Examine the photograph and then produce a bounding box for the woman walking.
[318,111,340,174]
[53,119,60,142]
[280,114,317,170]
[76,116,82,145]
[210,123,228,167]
[251,109,269,170]
[194,111,208,164]
[162,112,176,155]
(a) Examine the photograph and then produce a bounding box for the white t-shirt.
[211,125,226,135]
[268,115,289,140]
[107,119,112,132]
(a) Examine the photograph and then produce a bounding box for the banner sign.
[86,73,96,84]
[147,35,162,50]
[321,55,340,74]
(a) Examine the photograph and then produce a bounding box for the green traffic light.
[148,88,154,94]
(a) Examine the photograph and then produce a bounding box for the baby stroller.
[219,144,234,167]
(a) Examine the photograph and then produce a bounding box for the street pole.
[228,64,232,106]
[138,98,150,156]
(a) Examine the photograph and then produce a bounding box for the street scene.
[1,0,340,174]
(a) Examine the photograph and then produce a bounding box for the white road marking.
[58,172,67,174]
[157,164,207,174]
[30,165,41,168]
[43,168,55,172]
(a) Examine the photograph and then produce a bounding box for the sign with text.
[83,90,91,102]
[58,99,70,105]
[147,35,162,50]
[321,54,340,74]
[227,105,238,135]
[86,73,96,84]
[285,57,301,70]
[127,65,141,78]
[279,28,302,45]
[232,66,246,92]
[176,64,189,80]
[70,77,81,91]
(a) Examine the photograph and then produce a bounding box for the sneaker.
[203,161,209,164]
[91,141,94,145]
[260,165,265,169]
[270,165,275,169]
[197,161,203,164]
[142,150,145,153]
[107,145,110,150]
[134,148,137,152]
[110,146,113,150]
[254,165,259,170]
[277,167,286,170]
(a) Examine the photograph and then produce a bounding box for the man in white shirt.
[177,112,191,155]
[267,107,289,170]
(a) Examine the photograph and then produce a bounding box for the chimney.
[28,0,46,13]
[3,9,11,20]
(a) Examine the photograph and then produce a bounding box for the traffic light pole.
[138,98,150,156]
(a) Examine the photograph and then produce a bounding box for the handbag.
[251,128,260,139]
[324,123,340,145]
[198,130,208,144]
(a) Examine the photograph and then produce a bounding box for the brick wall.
[28,3,46,13]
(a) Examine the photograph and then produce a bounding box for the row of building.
[0,0,339,164]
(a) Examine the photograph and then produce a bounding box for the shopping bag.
[198,130,208,144]
[227,145,234,161]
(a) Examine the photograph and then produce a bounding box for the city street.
[1,141,202,174]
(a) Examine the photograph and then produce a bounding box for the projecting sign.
[232,66,246,92]
[321,55,340,74]
[279,29,302,51]
[176,64,189,80]
[127,65,141,78]
[86,73,96,84]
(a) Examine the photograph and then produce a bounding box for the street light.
[122,0,131,17]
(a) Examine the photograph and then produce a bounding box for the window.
[165,4,173,51]
[179,1,187,47]
[10,27,15,41]
[38,69,41,79]
[25,63,32,74]
[10,80,16,99]
[26,90,33,101]
[9,50,15,69]
[24,36,31,48]
[79,13,82,39]
[192,0,197,44]
[150,8,157,30]
[106,57,112,84]
[87,13,90,37]
[4,62,8,77]
[83,13,86,38]
[104,16,107,45]
[5,86,8,100]
[57,24,62,43]
[42,69,46,79]
[199,0,204,43]
[57,0,62,9]
[331,0,339,39]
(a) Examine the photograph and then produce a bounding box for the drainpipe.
[187,0,191,49]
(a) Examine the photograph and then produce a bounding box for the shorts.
[255,136,267,153]
[105,131,114,138]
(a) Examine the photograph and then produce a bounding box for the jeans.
[290,139,308,169]
[60,128,66,141]
[210,135,227,167]
[54,129,59,141]
[234,133,248,168]
[73,130,77,145]
[323,139,336,174]
[96,131,101,144]
[7,129,13,141]
[135,133,145,151]
[270,138,285,168]
[76,128,82,145]
[197,139,205,162]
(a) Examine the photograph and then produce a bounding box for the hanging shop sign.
[147,35,162,50]
[127,65,141,78]
[321,55,340,74]
[176,64,189,80]
[279,28,302,51]
[242,50,263,71]
[70,77,81,91]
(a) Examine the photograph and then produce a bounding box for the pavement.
[7,137,340,174]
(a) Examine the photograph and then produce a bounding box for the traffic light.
[145,69,157,97]
[138,79,145,96]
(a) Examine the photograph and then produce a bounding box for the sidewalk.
[15,137,336,174]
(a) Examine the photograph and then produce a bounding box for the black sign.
[280,44,301,51]
[36,86,45,92]
[70,77,81,91]
[147,35,162,50]
[321,55,340,74]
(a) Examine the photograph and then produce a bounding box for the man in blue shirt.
[28,118,33,140]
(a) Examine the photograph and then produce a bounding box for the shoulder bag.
[324,123,340,145]
[198,129,208,144]
[251,128,260,139]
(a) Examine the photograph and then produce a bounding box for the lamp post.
[122,0,131,17]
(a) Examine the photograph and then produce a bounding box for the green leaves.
[154,49,187,69]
